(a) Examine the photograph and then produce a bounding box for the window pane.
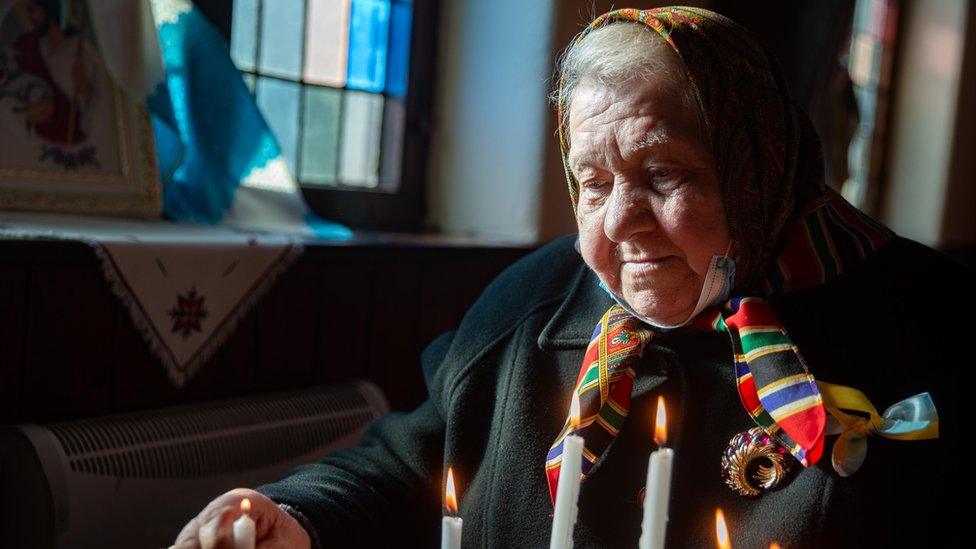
[339,91,384,187]
[300,86,342,186]
[380,98,405,190]
[303,0,351,87]
[259,0,306,80]
[346,0,391,93]
[256,77,302,173]
[230,0,260,72]
[385,1,411,96]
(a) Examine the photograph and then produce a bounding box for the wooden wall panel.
[252,260,320,391]
[0,240,531,425]
[367,260,424,410]
[182,315,259,401]
[313,263,373,386]
[417,257,466,351]
[21,266,115,422]
[0,267,25,422]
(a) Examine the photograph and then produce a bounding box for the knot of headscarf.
[546,7,900,505]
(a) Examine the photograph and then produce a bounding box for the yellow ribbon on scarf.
[816,381,939,477]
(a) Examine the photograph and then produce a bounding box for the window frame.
[198,0,441,231]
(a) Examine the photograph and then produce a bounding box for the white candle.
[442,467,463,549]
[639,447,674,549]
[232,498,255,549]
[441,516,463,549]
[550,394,584,549]
[639,397,674,549]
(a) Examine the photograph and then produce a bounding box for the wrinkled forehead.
[558,8,779,198]
[565,77,707,170]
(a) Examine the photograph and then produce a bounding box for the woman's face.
[569,76,731,325]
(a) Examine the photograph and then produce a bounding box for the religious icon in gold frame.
[0,0,160,218]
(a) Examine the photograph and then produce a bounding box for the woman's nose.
[603,183,657,243]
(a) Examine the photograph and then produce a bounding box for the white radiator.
[0,381,389,548]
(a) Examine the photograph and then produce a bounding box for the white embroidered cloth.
[0,211,303,386]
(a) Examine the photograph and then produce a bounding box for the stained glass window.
[231,0,412,191]
[842,0,897,212]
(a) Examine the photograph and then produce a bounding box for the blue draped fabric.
[147,3,280,223]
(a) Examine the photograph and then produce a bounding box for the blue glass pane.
[230,0,259,72]
[385,1,411,96]
[259,0,305,80]
[300,87,342,186]
[256,77,301,173]
[852,0,871,33]
[346,0,391,92]
[855,85,876,126]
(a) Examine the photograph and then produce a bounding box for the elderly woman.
[176,7,969,548]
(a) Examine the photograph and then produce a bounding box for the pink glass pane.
[303,0,351,87]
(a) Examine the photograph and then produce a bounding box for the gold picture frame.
[0,0,161,218]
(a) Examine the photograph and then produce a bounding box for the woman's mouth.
[622,256,675,274]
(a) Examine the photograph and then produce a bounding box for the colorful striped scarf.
[546,7,896,504]
[546,193,893,502]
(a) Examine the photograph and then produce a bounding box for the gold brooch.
[721,427,794,497]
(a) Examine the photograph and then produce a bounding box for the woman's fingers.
[197,504,238,549]
[256,508,313,549]
[173,488,309,549]
[173,488,254,548]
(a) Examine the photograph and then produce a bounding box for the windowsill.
[0,211,537,267]
[316,229,537,250]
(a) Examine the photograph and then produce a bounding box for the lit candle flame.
[569,392,581,430]
[715,508,731,549]
[445,467,458,515]
[240,498,251,515]
[769,544,781,549]
[653,396,667,446]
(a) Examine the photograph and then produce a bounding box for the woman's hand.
[172,488,312,549]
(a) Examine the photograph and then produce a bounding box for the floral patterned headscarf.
[556,6,830,292]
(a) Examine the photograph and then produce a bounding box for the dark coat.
[258,234,971,547]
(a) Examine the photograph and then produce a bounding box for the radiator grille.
[45,384,382,479]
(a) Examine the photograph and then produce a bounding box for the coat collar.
[532,246,681,398]
[537,261,615,351]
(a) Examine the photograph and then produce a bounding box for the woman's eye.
[582,180,609,191]
[647,167,682,193]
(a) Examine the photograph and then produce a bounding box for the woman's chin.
[625,291,697,326]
